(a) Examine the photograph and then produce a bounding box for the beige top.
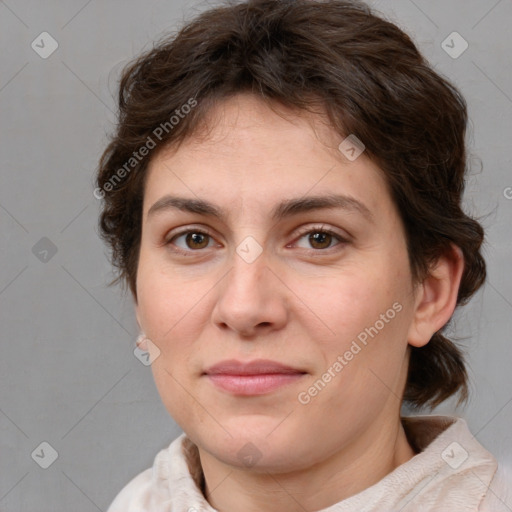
[107,415,512,511]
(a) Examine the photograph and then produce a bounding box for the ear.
[135,308,142,330]
[136,333,149,351]
[135,308,146,347]
[407,244,465,348]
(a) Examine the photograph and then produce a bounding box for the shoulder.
[106,438,182,512]
[480,462,512,511]
[106,467,154,512]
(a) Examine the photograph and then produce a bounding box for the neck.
[198,415,416,512]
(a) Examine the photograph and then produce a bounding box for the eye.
[292,227,346,250]
[167,230,217,253]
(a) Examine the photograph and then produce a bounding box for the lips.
[203,359,306,395]
[204,359,305,376]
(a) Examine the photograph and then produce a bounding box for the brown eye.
[185,232,210,249]
[167,230,216,253]
[308,232,333,249]
[292,227,346,251]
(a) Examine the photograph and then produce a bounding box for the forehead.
[143,94,394,222]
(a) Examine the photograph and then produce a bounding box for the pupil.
[187,233,208,249]
[310,232,331,249]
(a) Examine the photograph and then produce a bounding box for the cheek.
[136,262,204,426]
[299,312,409,428]
[293,264,395,344]
[136,248,203,342]
[135,252,217,389]
[293,257,412,389]
[136,278,176,342]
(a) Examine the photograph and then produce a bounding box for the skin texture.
[135,93,464,511]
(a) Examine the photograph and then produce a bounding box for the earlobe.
[136,333,149,351]
[135,309,145,339]
[407,244,465,348]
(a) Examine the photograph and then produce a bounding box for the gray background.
[0,0,511,510]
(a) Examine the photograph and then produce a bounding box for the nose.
[211,252,289,338]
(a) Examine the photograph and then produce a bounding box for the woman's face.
[136,93,421,472]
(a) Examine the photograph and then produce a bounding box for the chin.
[193,418,310,471]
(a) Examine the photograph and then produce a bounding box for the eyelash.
[164,225,348,257]
[292,225,347,249]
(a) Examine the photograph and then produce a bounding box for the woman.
[97,0,511,510]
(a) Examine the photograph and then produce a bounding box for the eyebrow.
[147,193,374,223]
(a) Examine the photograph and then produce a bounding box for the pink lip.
[203,359,306,395]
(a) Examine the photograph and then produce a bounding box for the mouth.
[203,359,307,395]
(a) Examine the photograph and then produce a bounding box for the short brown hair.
[96,0,486,410]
